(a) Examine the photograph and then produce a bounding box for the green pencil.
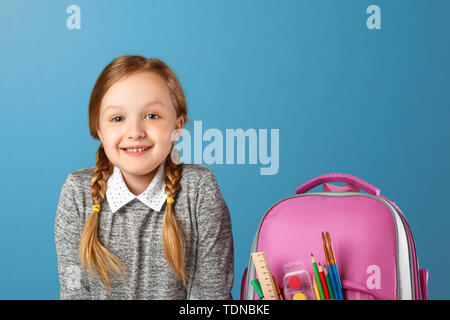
[324,264,335,300]
[311,253,325,300]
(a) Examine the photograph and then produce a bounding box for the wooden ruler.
[251,251,279,300]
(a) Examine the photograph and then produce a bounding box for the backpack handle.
[323,182,360,193]
[296,173,380,196]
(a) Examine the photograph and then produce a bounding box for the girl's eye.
[111,116,123,123]
[146,114,159,120]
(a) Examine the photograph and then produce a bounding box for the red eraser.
[287,275,302,289]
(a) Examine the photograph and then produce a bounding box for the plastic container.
[282,261,315,300]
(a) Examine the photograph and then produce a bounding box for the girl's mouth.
[121,146,151,157]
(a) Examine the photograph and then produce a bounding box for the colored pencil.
[324,264,335,300]
[326,232,344,300]
[313,274,321,300]
[272,275,284,300]
[318,263,330,300]
[311,253,325,300]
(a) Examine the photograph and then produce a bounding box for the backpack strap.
[419,269,429,300]
[341,279,382,300]
[240,268,248,300]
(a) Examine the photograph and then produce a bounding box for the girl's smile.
[121,145,152,157]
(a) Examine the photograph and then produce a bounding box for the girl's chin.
[119,166,160,178]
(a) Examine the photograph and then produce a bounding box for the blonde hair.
[82,55,189,290]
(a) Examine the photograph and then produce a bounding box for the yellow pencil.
[313,274,321,300]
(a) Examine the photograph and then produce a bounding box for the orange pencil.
[318,262,330,300]
[272,275,284,300]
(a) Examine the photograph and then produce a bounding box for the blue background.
[0,0,448,299]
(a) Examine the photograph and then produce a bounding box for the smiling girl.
[54,55,234,299]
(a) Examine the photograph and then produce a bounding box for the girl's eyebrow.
[104,100,165,113]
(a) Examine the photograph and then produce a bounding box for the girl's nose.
[127,119,146,140]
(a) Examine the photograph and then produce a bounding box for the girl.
[54,55,234,299]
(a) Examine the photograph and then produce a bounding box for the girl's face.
[97,71,183,186]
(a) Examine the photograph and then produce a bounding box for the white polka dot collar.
[106,161,167,213]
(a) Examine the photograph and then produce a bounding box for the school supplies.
[288,275,301,290]
[311,254,325,300]
[318,263,330,300]
[282,261,314,300]
[251,279,264,300]
[272,276,284,300]
[322,232,339,300]
[326,232,344,300]
[293,292,307,300]
[313,274,320,300]
[251,252,279,300]
[324,265,335,300]
[241,173,429,300]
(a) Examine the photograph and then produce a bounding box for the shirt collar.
[106,162,167,213]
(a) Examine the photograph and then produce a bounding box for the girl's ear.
[97,129,103,141]
[176,116,184,130]
[171,117,184,142]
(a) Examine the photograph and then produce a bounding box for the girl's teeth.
[125,147,149,152]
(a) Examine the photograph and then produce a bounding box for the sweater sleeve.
[54,173,91,300]
[188,169,234,300]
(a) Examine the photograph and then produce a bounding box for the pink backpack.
[241,173,429,300]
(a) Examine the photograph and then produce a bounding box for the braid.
[162,144,187,286]
[80,144,126,290]
[91,144,112,204]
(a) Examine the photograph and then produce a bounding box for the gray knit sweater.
[54,163,234,300]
